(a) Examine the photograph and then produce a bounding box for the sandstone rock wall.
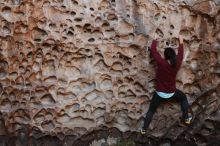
[0,0,219,143]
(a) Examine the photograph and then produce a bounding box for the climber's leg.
[173,89,192,125]
[142,92,164,130]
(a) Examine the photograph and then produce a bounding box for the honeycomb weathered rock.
[0,0,219,145]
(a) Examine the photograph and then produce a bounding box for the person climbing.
[140,33,192,135]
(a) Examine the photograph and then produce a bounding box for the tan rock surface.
[0,0,219,145]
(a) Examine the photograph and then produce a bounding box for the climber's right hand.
[154,32,158,40]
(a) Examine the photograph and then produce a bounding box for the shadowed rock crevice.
[0,121,219,146]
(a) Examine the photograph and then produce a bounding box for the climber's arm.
[150,33,164,64]
[176,36,184,69]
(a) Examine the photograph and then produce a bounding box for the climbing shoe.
[184,115,192,125]
[140,128,146,135]
[135,128,148,144]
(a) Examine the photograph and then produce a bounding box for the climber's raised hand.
[154,32,158,40]
[179,35,184,44]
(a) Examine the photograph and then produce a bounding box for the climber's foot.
[181,115,193,126]
[134,128,148,144]
[140,128,147,135]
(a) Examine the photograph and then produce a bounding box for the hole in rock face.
[117,80,123,84]
[67,31,74,36]
[66,19,72,23]
[32,27,48,42]
[74,18,82,22]
[95,17,101,23]
[43,1,51,6]
[41,120,55,131]
[62,36,67,40]
[170,25,174,29]
[107,14,118,21]
[2,6,11,13]
[34,38,41,42]
[154,13,160,21]
[115,35,120,41]
[71,11,76,16]
[162,16,166,19]
[13,109,31,122]
[102,22,110,27]
[85,49,90,53]
[49,23,56,29]
[0,60,8,69]
[69,27,74,32]
[129,33,134,38]
[156,28,164,37]
[41,94,55,105]
[75,25,81,29]
[0,60,8,79]
[90,8,94,11]
[0,83,3,93]
[88,38,95,42]
[83,23,91,30]
[3,26,11,34]
[72,0,78,5]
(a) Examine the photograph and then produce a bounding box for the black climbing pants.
[143,89,189,130]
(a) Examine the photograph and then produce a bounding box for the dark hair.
[164,47,176,68]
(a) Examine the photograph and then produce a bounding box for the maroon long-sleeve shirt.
[151,40,184,93]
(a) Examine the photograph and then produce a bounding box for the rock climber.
[140,33,192,135]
